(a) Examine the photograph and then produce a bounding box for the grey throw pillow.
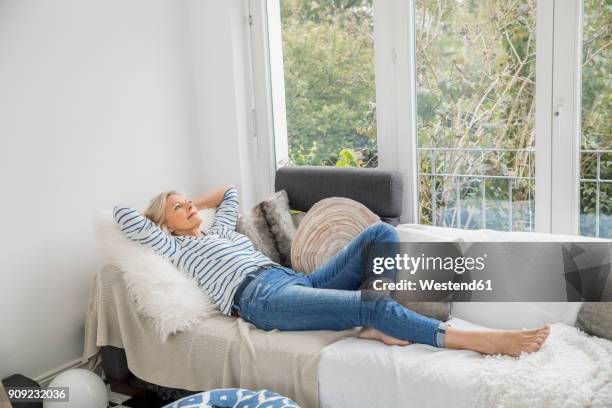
[260,190,296,267]
[576,273,612,341]
[236,203,281,263]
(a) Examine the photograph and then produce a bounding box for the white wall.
[187,0,260,209]
[0,0,212,379]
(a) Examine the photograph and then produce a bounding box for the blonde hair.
[144,190,181,231]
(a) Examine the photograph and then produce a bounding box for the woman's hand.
[193,184,235,210]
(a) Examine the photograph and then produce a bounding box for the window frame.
[250,0,592,235]
[550,0,584,235]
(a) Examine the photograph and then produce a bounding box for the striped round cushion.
[162,388,298,408]
[291,197,380,273]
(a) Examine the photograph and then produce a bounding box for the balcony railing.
[579,149,612,238]
[418,147,611,237]
[418,147,535,232]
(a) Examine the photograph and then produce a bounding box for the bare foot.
[446,325,551,357]
[358,327,411,346]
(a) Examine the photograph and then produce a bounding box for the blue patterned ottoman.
[162,388,299,408]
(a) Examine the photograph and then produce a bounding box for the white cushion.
[396,224,610,329]
[451,302,583,330]
[94,210,218,342]
[396,225,464,242]
[398,223,609,243]
[320,319,612,408]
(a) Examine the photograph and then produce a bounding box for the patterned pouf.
[162,388,299,408]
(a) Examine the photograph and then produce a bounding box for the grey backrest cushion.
[275,166,403,225]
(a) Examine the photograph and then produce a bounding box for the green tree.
[280,0,610,236]
[579,0,611,237]
[280,0,376,166]
[415,0,537,230]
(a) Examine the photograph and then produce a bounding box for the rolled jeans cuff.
[435,322,447,348]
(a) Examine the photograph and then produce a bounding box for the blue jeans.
[234,222,447,348]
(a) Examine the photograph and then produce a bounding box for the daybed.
[83,166,612,408]
[83,167,402,407]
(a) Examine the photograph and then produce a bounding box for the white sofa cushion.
[320,319,612,408]
[396,225,464,243]
[396,224,610,329]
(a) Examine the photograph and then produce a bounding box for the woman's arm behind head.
[113,205,177,258]
[210,187,239,231]
[193,184,235,210]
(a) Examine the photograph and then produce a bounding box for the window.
[415,0,537,231]
[253,0,611,237]
[278,0,377,167]
[579,0,611,238]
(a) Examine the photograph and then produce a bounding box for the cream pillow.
[291,197,380,274]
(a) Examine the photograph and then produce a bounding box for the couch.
[84,166,612,408]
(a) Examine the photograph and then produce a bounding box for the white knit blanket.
[473,323,612,408]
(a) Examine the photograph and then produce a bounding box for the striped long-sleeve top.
[113,187,276,315]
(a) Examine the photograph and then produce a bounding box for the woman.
[114,185,550,356]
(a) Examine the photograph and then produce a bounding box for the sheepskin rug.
[95,210,218,342]
[473,323,612,408]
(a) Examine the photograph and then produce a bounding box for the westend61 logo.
[371,253,487,275]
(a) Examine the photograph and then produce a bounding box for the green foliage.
[578,0,611,237]
[414,0,538,230]
[281,0,376,167]
[581,0,611,150]
[279,0,610,236]
[335,149,358,167]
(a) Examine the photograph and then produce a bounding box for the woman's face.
[164,194,202,234]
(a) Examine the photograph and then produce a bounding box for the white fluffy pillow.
[94,210,218,342]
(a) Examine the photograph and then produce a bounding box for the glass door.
[415,0,537,231]
[579,0,611,238]
[277,0,377,168]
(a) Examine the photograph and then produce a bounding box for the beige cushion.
[291,197,379,274]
